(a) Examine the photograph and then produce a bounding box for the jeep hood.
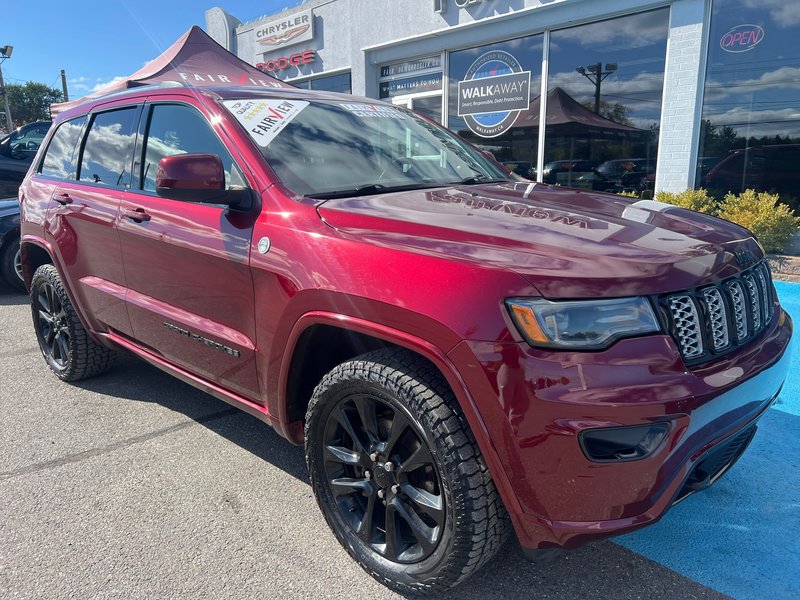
[316,182,762,299]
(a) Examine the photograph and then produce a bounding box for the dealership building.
[206,0,800,200]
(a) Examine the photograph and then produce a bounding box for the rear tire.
[305,348,509,594]
[30,264,116,381]
[1,237,25,292]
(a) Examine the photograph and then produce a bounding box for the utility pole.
[575,62,617,115]
[60,69,69,102]
[0,45,13,134]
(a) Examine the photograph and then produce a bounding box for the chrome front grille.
[743,274,761,331]
[726,280,748,342]
[668,295,704,358]
[663,262,774,364]
[702,287,729,351]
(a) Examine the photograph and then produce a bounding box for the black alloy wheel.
[321,393,445,564]
[305,349,509,594]
[30,264,115,381]
[33,276,71,369]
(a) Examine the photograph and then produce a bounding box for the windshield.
[222,98,514,198]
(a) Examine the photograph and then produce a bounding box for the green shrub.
[716,190,800,253]
[616,190,640,198]
[655,188,718,214]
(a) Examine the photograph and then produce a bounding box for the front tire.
[305,349,509,594]
[30,264,116,381]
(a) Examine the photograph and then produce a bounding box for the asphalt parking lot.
[1,279,797,599]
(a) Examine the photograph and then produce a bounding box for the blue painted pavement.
[616,281,800,599]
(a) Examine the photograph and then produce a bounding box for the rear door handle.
[123,208,151,223]
[55,193,72,205]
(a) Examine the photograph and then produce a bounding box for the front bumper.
[449,308,792,551]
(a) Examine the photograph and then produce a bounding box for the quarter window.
[79,107,139,187]
[140,104,244,194]
[40,117,86,180]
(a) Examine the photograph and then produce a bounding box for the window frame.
[74,103,144,190]
[132,101,251,203]
[36,116,88,181]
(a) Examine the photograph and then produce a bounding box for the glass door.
[392,92,443,124]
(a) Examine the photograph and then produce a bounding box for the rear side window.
[40,117,86,179]
[79,107,139,187]
[140,104,244,193]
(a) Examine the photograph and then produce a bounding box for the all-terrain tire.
[305,348,510,594]
[30,264,116,381]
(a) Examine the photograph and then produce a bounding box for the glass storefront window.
[293,72,352,94]
[448,35,543,180]
[544,9,669,195]
[698,0,800,211]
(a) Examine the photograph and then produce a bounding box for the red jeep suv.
[18,84,792,594]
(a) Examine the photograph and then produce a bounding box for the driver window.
[141,104,245,194]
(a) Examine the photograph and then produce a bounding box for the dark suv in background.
[0,121,51,197]
[17,84,792,594]
[0,121,51,291]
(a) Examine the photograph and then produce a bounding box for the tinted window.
[79,108,139,187]
[544,9,669,195]
[293,72,352,94]
[140,104,243,193]
[698,0,800,210]
[41,117,86,179]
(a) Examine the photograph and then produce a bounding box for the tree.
[582,100,633,126]
[4,82,63,128]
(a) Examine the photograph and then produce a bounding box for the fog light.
[579,423,670,462]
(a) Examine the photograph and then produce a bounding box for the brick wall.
[655,0,708,193]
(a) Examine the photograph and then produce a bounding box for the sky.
[3,0,298,98]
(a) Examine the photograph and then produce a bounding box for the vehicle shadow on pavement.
[72,358,724,600]
[432,540,725,600]
[73,353,310,483]
[0,286,28,306]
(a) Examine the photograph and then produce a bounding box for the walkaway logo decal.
[457,50,531,138]
[258,24,310,47]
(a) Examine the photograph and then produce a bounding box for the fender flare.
[20,234,106,348]
[276,310,523,515]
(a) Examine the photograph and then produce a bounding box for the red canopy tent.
[512,87,642,133]
[51,25,293,115]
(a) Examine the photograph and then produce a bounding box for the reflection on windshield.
[226,100,513,197]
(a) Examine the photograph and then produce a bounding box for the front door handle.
[55,193,72,205]
[123,208,152,223]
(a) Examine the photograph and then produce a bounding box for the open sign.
[720,24,765,53]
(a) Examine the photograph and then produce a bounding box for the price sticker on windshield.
[339,103,406,119]
[223,99,308,147]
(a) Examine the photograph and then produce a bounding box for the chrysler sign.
[255,8,314,49]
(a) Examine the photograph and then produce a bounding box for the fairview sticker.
[223,99,308,147]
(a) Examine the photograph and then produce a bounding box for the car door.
[117,100,260,400]
[44,105,140,337]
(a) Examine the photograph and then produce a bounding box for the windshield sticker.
[339,103,405,119]
[223,99,308,147]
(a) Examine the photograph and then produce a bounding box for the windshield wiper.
[457,176,509,185]
[306,182,441,200]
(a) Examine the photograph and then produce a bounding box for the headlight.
[505,296,660,350]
